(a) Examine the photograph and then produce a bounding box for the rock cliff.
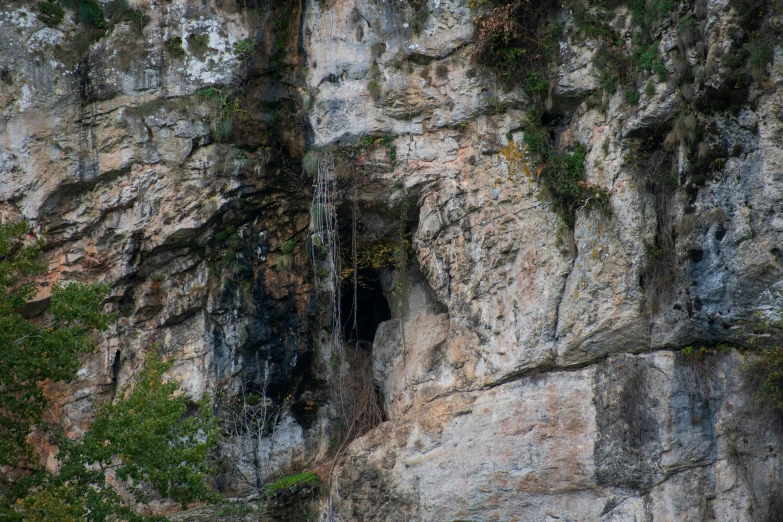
[1,0,782,520]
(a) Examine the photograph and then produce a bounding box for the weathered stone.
[2,0,782,519]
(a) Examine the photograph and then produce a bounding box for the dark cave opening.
[110,350,121,400]
[341,268,392,344]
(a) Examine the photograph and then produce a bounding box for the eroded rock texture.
[1,0,326,486]
[2,0,783,520]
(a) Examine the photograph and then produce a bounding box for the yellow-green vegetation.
[523,111,611,229]
[267,472,321,494]
[341,240,407,283]
[681,343,732,358]
[355,136,397,170]
[308,136,397,181]
[280,239,296,255]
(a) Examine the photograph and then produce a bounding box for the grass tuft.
[267,472,320,495]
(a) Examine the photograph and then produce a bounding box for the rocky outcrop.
[1,0,325,483]
[334,350,782,521]
[2,0,782,520]
[303,0,783,519]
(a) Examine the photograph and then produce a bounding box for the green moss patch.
[267,472,320,495]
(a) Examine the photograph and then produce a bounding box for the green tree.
[0,221,112,467]
[0,221,218,520]
[7,356,218,521]
[60,355,218,506]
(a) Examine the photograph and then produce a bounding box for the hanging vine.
[309,150,343,361]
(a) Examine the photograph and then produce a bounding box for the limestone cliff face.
[0,0,324,478]
[2,0,783,520]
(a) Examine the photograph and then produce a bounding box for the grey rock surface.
[1,0,782,520]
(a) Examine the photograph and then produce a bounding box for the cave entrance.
[341,269,391,345]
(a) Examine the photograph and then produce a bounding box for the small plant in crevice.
[233,38,255,61]
[677,342,733,414]
[165,36,185,59]
[435,63,449,79]
[303,149,320,177]
[37,1,64,26]
[367,78,382,101]
[523,70,548,99]
[634,41,660,72]
[738,308,783,411]
[523,110,611,229]
[195,87,242,143]
[593,42,633,97]
[407,0,430,34]
[752,347,783,410]
[267,472,321,495]
[127,9,150,34]
[472,0,559,90]
[625,88,641,106]
[652,60,668,81]
[188,33,211,59]
[746,37,775,82]
[77,0,107,30]
[276,239,296,271]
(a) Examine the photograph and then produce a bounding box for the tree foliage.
[0,221,218,520]
[7,356,218,521]
[0,221,111,467]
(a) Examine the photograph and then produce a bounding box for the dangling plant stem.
[309,150,343,360]
[352,167,359,337]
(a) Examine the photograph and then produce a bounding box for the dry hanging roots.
[335,345,383,445]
